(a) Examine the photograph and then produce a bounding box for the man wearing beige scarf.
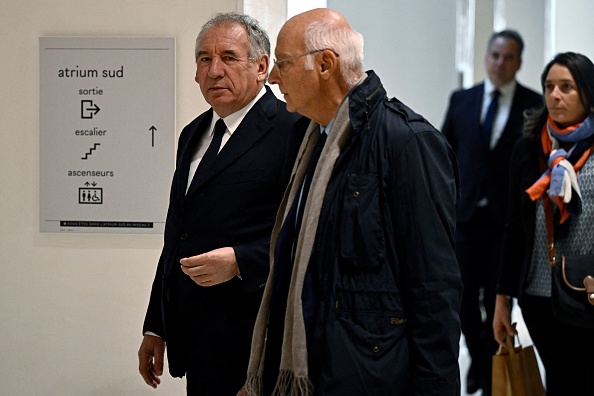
[241,8,462,396]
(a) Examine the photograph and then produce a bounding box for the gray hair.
[303,20,364,89]
[195,12,270,62]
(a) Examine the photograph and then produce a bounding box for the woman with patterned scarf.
[493,52,594,395]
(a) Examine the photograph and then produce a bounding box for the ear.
[318,50,339,80]
[255,54,270,83]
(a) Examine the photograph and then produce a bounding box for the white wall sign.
[39,37,175,233]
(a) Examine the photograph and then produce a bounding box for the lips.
[207,84,229,92]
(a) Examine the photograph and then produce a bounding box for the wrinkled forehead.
[198,23,249,54]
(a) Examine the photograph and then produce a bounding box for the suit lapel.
[176,110,213,199]
[186,87,279,197]
[473,84,485,128]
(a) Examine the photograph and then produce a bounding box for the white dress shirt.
[482,78,517,149]
[186,86,266,193]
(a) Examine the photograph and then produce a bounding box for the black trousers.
[455,208,503,395]
[173,265,261,396]
[521,295,594,396]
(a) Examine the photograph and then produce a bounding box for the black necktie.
[195,118,226,177]
[481,89,501,148]
[185,118,226,195]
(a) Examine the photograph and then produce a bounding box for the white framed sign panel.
[40,37,175,234]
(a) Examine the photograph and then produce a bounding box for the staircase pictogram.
[81,143,101,160]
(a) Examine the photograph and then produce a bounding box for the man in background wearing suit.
[441,30,541,395]
[137,12,304,395]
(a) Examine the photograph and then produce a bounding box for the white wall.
[288,0,327,18]
[555,0,594,62]
[328,0,458,128]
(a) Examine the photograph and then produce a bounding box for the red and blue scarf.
[526,115,594,223]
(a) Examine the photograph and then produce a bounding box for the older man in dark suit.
[138,12,304,395]
[442,30,541,395]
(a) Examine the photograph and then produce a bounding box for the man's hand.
[138,334,165,389]
[180,247,240,287]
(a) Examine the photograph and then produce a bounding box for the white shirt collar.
[484,78,516,99]
[211,86,267,135]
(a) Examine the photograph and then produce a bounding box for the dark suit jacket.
[143,87,305,391]
[441,82,541,225]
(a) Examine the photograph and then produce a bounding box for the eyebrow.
[197,49,241,57]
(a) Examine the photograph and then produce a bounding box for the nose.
[208,57,225,78]
[549,85,561,100]
[268,65,280,85]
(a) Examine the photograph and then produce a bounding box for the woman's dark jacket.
[496,129,542,300]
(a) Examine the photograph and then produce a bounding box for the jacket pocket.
[339,173,386,268]
[314,306,409,395]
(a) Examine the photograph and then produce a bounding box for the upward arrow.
[149,126,157,147]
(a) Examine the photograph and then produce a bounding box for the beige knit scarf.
[245,93,353,396]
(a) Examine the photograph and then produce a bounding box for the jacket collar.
[183,86,278,198]
[347,70,386,135]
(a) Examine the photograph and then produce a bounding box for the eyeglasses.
[273,49,338,76]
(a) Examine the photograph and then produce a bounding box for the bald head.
[279,8,364,89]
[268,8,364,124]
[282,8,351,37]
[280,9,356,55]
